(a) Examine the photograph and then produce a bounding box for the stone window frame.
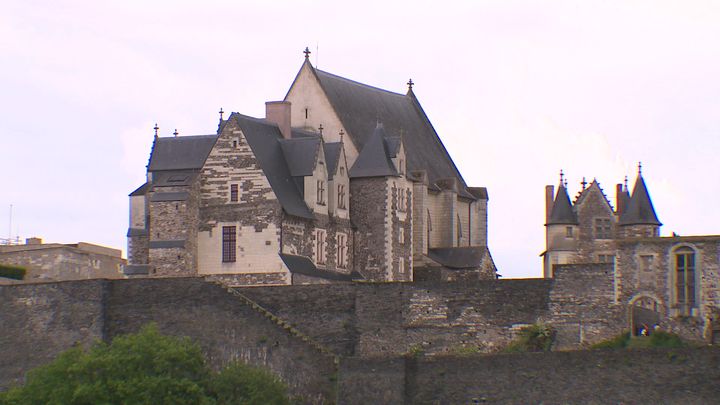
[598,253,616,264]
[566,226,574,238]
[594,218,612,239]
[671,244,700,316]
[314,228,327,266]
[399,227,405,245]
[456,214,462,246]
[222,226,236,263]
[398,188,406,212]
[399,257,405,274]
[316,180,326,206]
[337,184,346,209]
[336,232,348,268]
[231,137,239,149]
[229,183,239,203]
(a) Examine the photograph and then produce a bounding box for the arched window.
[674,246,696,314]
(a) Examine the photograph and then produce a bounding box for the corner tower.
[543,171,579,278]
[619,163,661,238]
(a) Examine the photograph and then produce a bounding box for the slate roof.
[279,137,321,177]
[427,246,489,269]
[619,175,661,226]
[148,135,217,171]
[547,184,578,225]
[232,113,315,219]
[349,124,399,178]
[323,142,343,180]
[280,253,353,281]
[309,66,476,198]
[129,182,149,197]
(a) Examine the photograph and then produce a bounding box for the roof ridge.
[315,68,407,97]
[156,134,217,140]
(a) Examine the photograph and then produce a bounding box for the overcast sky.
[2,0,719,278]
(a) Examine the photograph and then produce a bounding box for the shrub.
[592,331,686,350]
[0,324,289,405]
[0,264,26,280]
[503,323,556,352]
[591,332,631,349]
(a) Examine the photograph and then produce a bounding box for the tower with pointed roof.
[542,166,661,278]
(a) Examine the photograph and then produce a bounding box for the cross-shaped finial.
[304,47,311,59]
[407,78,414,90]
[318,124,323,135]
[173,129,179,137]
[559,169,564,186]
[219,107,224,121]
[581,177,587,190]
[638,161,642,175]
[153,123,159,137]
[624,175,629,189]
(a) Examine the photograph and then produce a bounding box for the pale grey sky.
[2,0,719,278]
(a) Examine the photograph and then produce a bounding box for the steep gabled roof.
[232,113,314,219]
[308,66,475,198]
[349,124,398,178]
[547,184,578,225]
[427,246,489,269]
[323,142,343,180]
[148,135,217,171]
[574,180,614,212]
[129,182,149,197]
[619,175,661,226]
[279,137,321,177]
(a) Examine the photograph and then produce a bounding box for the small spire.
[153,123,159,137]
[339,129,344,143]
[581,177,587,191]
[218,107,224,121]
[303,47,311,59]
[638,161,643,176]
[624,175,629,190]
[318,124,323,135]
[407,78,414,90]
[559,169,565,186]
[173,129,179,137]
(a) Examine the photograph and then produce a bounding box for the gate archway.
[630,296,661,336]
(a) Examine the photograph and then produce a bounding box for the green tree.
[0,324,289,405]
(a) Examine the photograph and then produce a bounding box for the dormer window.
[230,184,239,202]
[337,184,346,209]
[317,180,326,205]
[399,159,404,175]
[340,166,345,177]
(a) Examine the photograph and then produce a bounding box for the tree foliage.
[0,324,289,405]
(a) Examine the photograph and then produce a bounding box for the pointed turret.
[547,183,578,225]
[348,123,399,178]
[619,167,661,226]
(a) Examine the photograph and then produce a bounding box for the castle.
[543,167,720,338]
[125,50,496,285]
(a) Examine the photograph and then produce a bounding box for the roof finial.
[304,47,311,59]
[407,78,414,90]
[173,129,179,137]
[153,123,159,137]
[624,175,629,190]
[581,177,587,191]
[219,107,224,121]
[638,161,642,175]
[559,169,564,186]
[318,124,323,135]
[339,128,344,143]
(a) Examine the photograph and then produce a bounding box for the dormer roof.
[323,142,343,180]
[547,184,578,225]
[279,137,321,177]
[619,175,661,226]
[349,124,399,178]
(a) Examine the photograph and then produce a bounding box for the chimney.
[545,185,555,223]
[265,101,292,139]
[26,237,42,245]
[616,183,624,215]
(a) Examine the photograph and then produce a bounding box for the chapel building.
[126,51,496,286]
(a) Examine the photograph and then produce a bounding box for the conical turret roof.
[348,123,399,178]
[547,184,578,225]
[619,174,661,226]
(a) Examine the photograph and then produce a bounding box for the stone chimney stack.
[616,184,624,215]
[545,185,555,223]
[26,237,42,245]
[265,101,292,139]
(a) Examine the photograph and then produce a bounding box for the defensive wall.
[1,270,715,403]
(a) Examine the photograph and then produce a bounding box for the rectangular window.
[598,254,615,264]
[566,226,574,238]
[594,218,612,239]
[222,226,236,263]
[398,188,406,212]
[230,184,239,202]
[399,227,405,244]
[315,229,326,265]
[675,249,696,311]
[337,184,346,209]
[317,180,325,205]
[399,257,405,274]
[336,233,347,268]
